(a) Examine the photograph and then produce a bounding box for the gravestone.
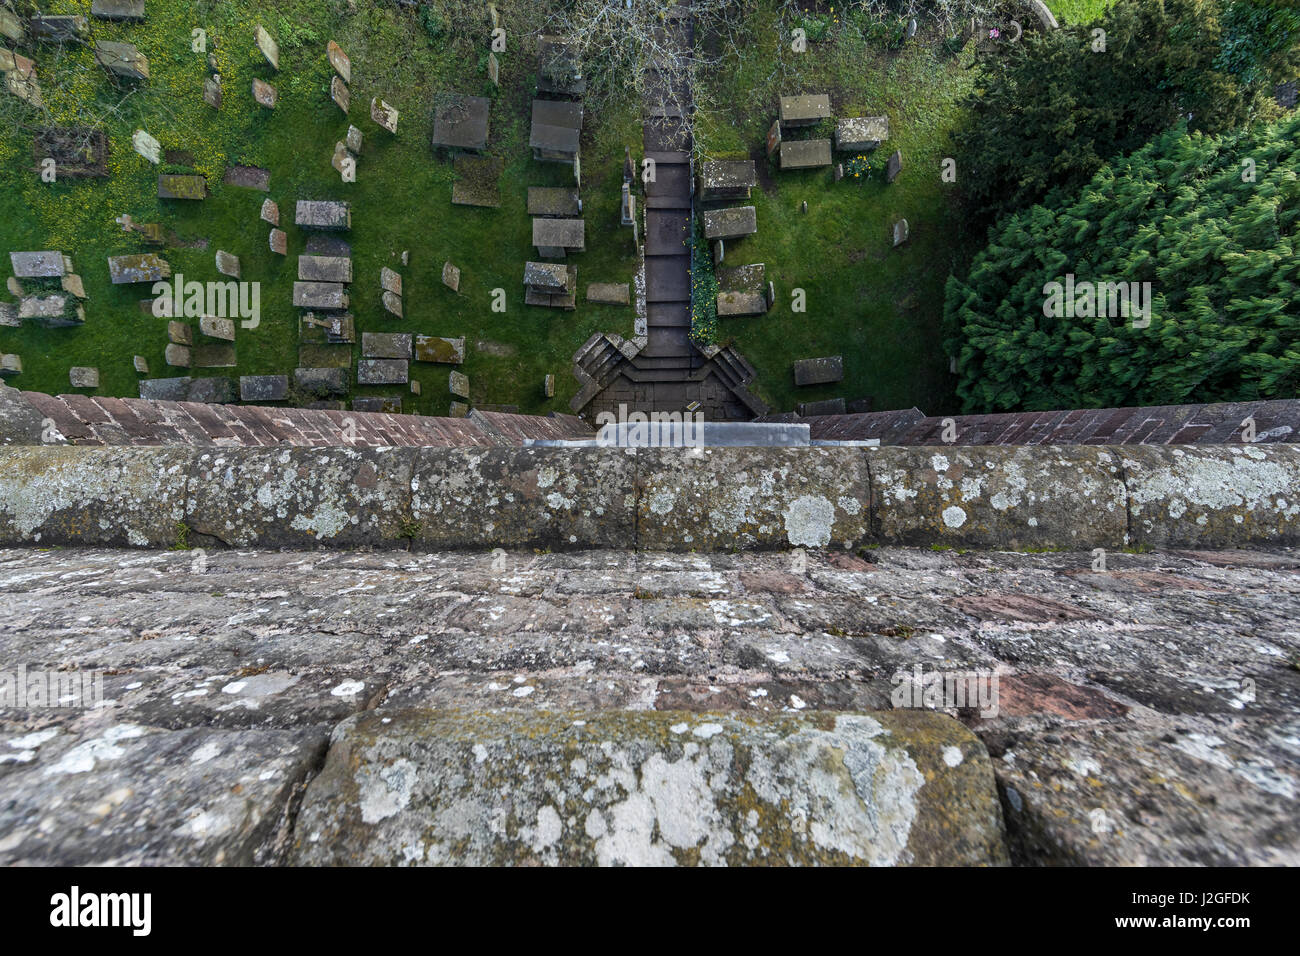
[1,6,26,42]
[32,15,88,42]
[716,263,766,294]
[382,291,403,317]
[167,322,192,346]
[414,335,465,365]
[165,344,192,368]
[487,51,499,86]
[835,116,889,152]
[449,371,470,399]
[702,206,757,240]
[193,344,237,368]
[95,40,148,81]
[19,294,83,327]
[223,165,271,191]
[441,262,460,292]
[792,355,844,387]
[892,218,910,246]
[6,277,22,297]
[157,174,207,200]
[328,40,351,83]
[295,200,351,230]
[0,354,21,377]
[91,1,146,22]
[260,199,279,226]
[432,94,490,151]
[449,401,469,418]
[357,359,409,385]
[834,163,844,182]
[716,291,767,317]
[133,355,148,374]
[255,26,280,70]
[527,187,580,218]
[0,303,18,328]
[204,75,222,110]
[346,125,363,154]
[253,79,277,109]
[887,149,903,183]
[587,283,630,305]
[294,367,349,397]
[331,142,356,179]
[779,94,831,127]
[798,397,847,417]
[779,140,833,170]
[11,251,66,278]
[269,229,288,255]
[139,378,192,401]
[69,367,99,389]
[371,98,399,134]
[200,315,236,341]
[132,129,161,164]
[410,380,421,396]
[351,397,384,412]
[215,250,240,279]
[331,76,350,114]
[532,218,585,257]
[697,161,758,201]
[109,253,171,283]
[544,374,555,399]
[380,267,402,296]
[240,375,289,402]
[299,256,352,283]
[293,282,349,310]
[362,332,413,359]
[713,239,724,265]
[61,274,86,299]
[907,18,918,39]
[187,377,237,404]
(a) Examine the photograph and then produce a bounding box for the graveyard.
[0,0,1118,419]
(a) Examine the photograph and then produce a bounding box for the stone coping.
[0,444,1297,552]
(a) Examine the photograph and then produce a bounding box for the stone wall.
[1,443,1298,552]
[0,384,594,448]
[1,545,1295,865]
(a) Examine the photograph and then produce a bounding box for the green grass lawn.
[0,0,641,415]
[693,4,977,415]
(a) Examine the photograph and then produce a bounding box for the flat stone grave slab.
[91,0,145,21]
[717,262,766,293]
[779,140,833,170]
[362,332,413,359]
[451,155,503,207]
[193,344,237,368]
[255,25,279,70]
[304,235,352,258]
[298,256,352,283]
[431,94,490,150]
[299,313,355,344]
[442,262,460,292]
[253,79,277,109]
[357,359,409,385]
[11,251,66,278]
[352,397,386,413]
[133,356,148,374]
[328,41,351,84]
[380,267,402,296]
[165,343,192,368]
[240,375,288,402]
[587,283,630,305]
[223,165,270,191]
[294,367,349,396]
[793,355,844,387]
[167,321,192,345]
[779,93,831,126]
[644,209,689,255]
[524,261,571,293]
[199,316,236,341]
[296,201,351,231]
[702,206,757,240]
[414,335,465,365]
[108,253,170,284]
[157,174,207,199]
[697,160,757,200]
[449,370,470,399]
[69,367,99,389]
[293,282,349,310]
[533,218,585,255]
[95,40,148,81]
[835,116,888,152]
[717,291,767,317]
[187,377,237,404]
[260,199,279,225]
[527,187,581,217]
[139,377,191,401]
[298,345,352,369]
[887,149,903,183]
[371,98,399,133]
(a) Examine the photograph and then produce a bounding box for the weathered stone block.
[357,359,408,386]
[362,333,412,360]
[199,316,236,341]
[414,336,465,365]
[240,375,289,403]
